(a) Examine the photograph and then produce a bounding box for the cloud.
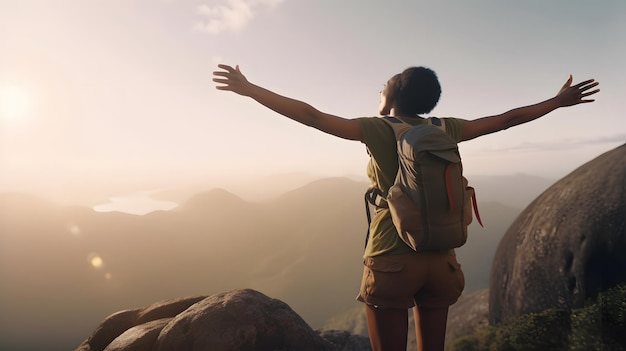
[483,134,626,153]
[194,0,284,34]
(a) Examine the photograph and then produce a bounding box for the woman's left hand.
[555,75,600,107]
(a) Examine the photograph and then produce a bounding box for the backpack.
[364,116,482,251]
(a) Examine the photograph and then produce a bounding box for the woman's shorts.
[356,252,465,309]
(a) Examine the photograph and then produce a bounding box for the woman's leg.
[365,304,409,351]
[413,305,449,351]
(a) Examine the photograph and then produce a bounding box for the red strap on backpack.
[446,164,484,227]
[471,191,484,227]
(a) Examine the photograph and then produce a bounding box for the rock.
[152,289,332,351]
[317,330,371,351]
[489,144,626,325]
[446,289,489,342]
[76,289,366,351]
[105,318,169,351]
[78,296,207,351]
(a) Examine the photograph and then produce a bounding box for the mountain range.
[0,174,554,351]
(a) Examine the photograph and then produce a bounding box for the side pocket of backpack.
[387,184,425,250]
[463,185,475,227]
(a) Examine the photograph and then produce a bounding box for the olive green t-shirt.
[356,116,467,258]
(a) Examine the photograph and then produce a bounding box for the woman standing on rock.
[213,64,599,351]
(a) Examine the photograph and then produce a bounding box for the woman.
[212,64,599,351]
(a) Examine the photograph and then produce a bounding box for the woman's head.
[378,66,441,116]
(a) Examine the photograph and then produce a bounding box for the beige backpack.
[365,116,482,251]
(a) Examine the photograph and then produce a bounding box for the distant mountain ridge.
[155,173,554,208]
[0,174,551,351]
[467,173,556,209]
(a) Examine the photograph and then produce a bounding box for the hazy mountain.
[0,174,547,351]
[468,173,556,209]
[456,201,522,292]
[151,172,328,204]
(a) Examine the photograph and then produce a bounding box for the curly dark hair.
[393,66,441,115]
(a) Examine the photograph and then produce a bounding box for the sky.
[1,0,625,205]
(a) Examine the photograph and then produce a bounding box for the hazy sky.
[1,0,624,203]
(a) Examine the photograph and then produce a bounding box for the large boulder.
[76,289,369,351]
[489,143,626,325]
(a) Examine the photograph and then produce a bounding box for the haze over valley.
[1,173,554,350]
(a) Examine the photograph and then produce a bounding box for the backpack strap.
[427,116,446,132]
[363,117,406,249]
[381,116,413,140]
[364,186,389,248]
[383,116,446,135]
[364,115,412,204]
[365,186,387,207]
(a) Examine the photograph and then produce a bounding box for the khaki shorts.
[357,253,465,309]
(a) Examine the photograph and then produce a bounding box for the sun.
[0,85,32,120]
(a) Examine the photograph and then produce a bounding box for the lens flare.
[87,253,104,269]
[68,223,81,236]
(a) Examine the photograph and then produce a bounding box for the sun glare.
[0,85,32,120]
[87,253,104,268]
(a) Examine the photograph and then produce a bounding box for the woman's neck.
[389,108,422,119]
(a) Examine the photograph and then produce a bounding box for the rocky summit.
[489,143,626,324]
[76,289,370,351]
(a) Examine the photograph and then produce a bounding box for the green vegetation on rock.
[447,284,626,351]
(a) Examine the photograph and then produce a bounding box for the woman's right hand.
[213,64,252,96]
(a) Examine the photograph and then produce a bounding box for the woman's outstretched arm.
[213,64,363,141]
[461,75,600,141]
